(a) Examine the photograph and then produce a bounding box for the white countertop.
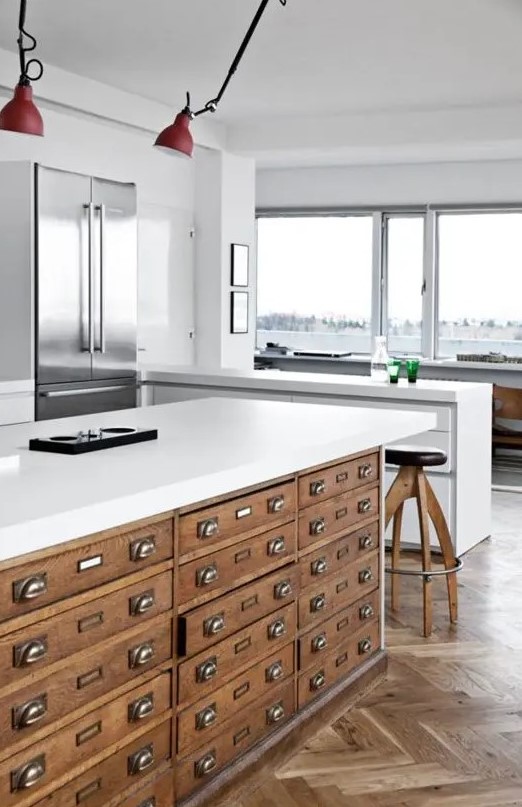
[142,365,491,403]
[0,379,34,395]
[0,398,434,563]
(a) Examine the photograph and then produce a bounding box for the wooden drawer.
[0,573,173,691]
[116,770,174,807]
[0,519,173,624]
[32,722,171,807]
[298,551,379,630]
[298,487,379,551]
[179,481,296,558]
[299,452,379,508]
[178,522,297,609]
[177,641,295,757]
[178,603,296,707]
[0,617,172,760]
[178,565,298,657]
[299,589,380,672]
[177,680,295,800]
[299,521,379,589]
[0,675,172,807]
[298,620,381,708]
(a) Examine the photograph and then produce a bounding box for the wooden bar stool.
[385,445,463,637]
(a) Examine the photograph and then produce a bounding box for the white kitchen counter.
[0,398,434,563]
[0,378,34,426]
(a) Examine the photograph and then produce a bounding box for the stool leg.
[425,477,458,625]
[385,466,416,529]
[391,503,403,611]
[416,470,433,638]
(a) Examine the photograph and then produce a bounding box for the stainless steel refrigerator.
[35,166,138,421]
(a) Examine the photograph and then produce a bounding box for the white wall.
[257,159,522,209]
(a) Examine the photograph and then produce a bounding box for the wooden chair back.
[493,385,522,421]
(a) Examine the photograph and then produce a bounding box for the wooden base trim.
[179,650,387,807]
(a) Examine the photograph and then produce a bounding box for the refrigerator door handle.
[40,385,134,398]
[83,202,95,355]
[96,203,106,354]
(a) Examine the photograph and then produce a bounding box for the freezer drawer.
[36,382,137,421]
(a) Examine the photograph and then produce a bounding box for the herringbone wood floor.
[225,491,522,806]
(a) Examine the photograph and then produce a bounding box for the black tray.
[29,427,158,455]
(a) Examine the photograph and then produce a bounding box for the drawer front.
[177,680,295,800]
[0,573,173,690]
[178,603,296,707]
[0,519,173,624]
[32,722,171,807]
[117,770,174,807]
[178,565,298,657]
[299,590,380,672]
[299,521,379,589]
[178,522,297,608]
[179,481,296,557]
[0,620,172,758]
[0,676,172,806]
[298,551,379,630]
[298,487,379,551]
[299,452,379,508]
[177,642,295,757]
[298,621,381,709]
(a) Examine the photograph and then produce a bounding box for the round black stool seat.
[385,444,447,468]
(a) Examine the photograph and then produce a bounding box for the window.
[437,212,522,358]
[256,216,373,353]
[385,215,425,355]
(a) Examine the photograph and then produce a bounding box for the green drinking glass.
[387,359,401,384]
[405,358,420,383]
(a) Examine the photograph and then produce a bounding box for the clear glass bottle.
[370,335,389,382]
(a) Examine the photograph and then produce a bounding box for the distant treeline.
[257,314,369,332]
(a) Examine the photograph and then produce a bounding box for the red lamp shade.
[0,84,43,136]
[154,111,193,157]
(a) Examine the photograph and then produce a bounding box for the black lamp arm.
[191,0,286,118]
[17,0,43,86]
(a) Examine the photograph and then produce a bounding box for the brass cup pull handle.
[311,594,326,613]
[360,604,375,620]
[266,661,284,682]
[311,557,328,576]
[11,755,46,791]
[129,536,156,562]
[129,642,155,669]
[196,564,219,587]
[198,518,219,539]
[268,495,285,513]
[359,569,374,584]
[196,705,217,730]
[358,463,373,479]
[128,693,154,723]
[14,637,48,668]
[359,638,373,655]
[312,633,328,653]
[267,536,286,556]
[358,498,372,514]
[310,480,325,496]
[310,517,326,536]
[13,574,48,604]
[204,614,225,637]
[130,592,155,617]
[13,695,48,730]
[266,702,285,725]
[274,580,292,600]
[310,671,326,691]
[359,534,374,550]
[128,744,154,776]
[268,619,286,639]
[196,657,218,683]
[195,752,217,779]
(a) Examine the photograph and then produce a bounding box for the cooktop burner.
[29,427,158,455]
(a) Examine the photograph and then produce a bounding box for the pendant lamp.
[155,0,287,157]
[0,0,44,136]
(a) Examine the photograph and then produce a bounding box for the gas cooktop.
[29,427,158,455]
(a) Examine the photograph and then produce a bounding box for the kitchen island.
[142,367,493,556]
[0,398,433,806]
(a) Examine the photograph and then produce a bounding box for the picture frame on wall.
[230,291,249,334]
[230,243,249,287]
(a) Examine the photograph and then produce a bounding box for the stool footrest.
[385,557,463,578]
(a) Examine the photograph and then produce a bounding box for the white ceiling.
[1,0,522,126]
